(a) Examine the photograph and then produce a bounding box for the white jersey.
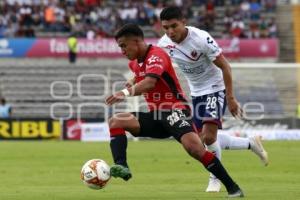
[157,26,225,96]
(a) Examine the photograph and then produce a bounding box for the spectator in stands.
[249,0,262,20]
[268,17,277,38]
[248,20,260,38]
[0,97,12,118]
[154,1,164,19]
[75,0,88,14]
[86,28,96,40]
[262,0,276,12]
[144,1,156,22]
[195,7,214,32]
[95,27,108,38]
[44,3,56,31]
[67,33,78,63]
[240,0,251,19]
[223,8,233,34]
[230,16,245,38]
[54,3,68,32]
[205,0,216,25]
[16,3,35,37]
[181,0,194,19]
[259,16,269,38]
[137,6,150,26]
[118,2,138,24]
[0,0,277,39]
[229,36,240,60]
[31,5,43,27]
[68,10,77,29]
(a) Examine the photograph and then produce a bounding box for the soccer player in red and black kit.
[105,24,244,198]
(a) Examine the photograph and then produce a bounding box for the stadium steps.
[231,68,295,117]
[0,58,295,118]
[0,59,127,118]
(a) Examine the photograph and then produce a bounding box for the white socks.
[205,133,250,180]
[206,141,221,179]
[217,132,250,150]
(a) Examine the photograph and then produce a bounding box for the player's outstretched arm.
[125,77,136,88]
[129,76,158,96]
[214,55,243,118]
[105,76,158,106]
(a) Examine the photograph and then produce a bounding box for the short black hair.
[115,23,144,40]
[0,98,6,104]
[160,6,184,21]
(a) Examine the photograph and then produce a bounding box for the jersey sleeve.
[145,53,166,78]
[200,31,222,61]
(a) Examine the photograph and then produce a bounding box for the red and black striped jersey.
[129,45,190,111]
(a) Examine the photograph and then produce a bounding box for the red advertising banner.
[63,119,84,140]
[217,38,278,58]
[25,38,278,58]
[27,38,122,58]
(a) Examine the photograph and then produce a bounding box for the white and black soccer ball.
[80,159,111,190]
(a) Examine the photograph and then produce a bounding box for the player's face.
[116,36,139,60]
[161,18,186,43]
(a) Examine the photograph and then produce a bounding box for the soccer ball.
[80,159,111,190]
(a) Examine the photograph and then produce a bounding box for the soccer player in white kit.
[158,6,269,192]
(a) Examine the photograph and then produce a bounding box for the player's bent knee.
[109,113,133,129]
[108,113,140,136]
[202,124,218,145]
[108,117,123,129]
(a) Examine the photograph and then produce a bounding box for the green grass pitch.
[0,140,299,200]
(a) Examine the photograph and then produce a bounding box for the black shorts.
[132,109,195,142]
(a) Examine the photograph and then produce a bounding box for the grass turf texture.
[0,140,299,200]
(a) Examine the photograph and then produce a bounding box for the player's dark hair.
[115,24,144,40]
[160,6,184,21]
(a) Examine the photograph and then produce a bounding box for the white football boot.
[249,135,269,166]
[205,174,222,192]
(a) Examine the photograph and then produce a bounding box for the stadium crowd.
[0,0,277,38]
